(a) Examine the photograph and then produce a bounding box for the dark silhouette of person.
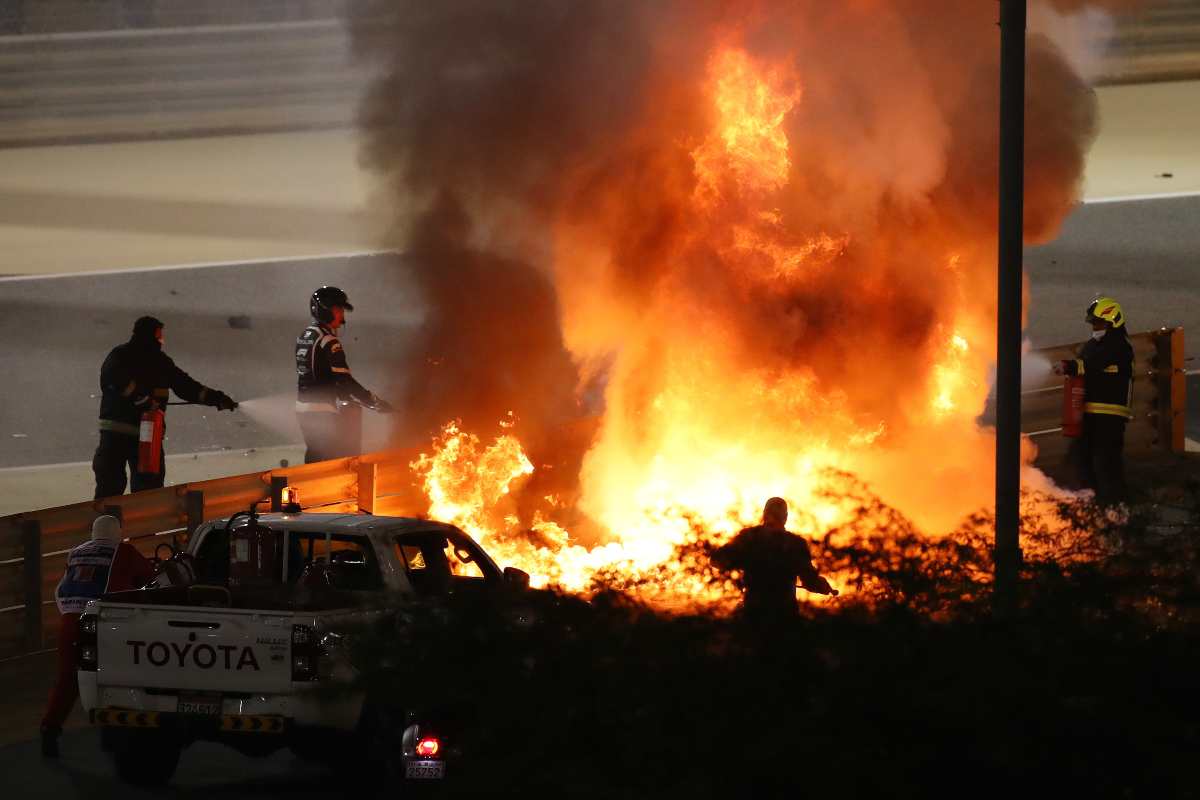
[715,497,837,620]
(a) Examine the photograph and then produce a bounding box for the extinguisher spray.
[1061,374,1085,438]
[137,402,165,474]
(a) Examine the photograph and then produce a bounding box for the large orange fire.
[399,37,1068,607]
[349,3,1105,609]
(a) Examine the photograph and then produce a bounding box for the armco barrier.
[0,446,426,657]
[0,328,1185,658]
[1018,328,1186,466]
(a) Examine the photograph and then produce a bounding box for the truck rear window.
[290,533,382,591]
[193,527,382,592]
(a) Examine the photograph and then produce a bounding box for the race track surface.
[0,195,1196,468]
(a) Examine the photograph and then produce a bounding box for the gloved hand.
[805,576,839,596]
[1053,360,1068,376]
[209,390,238,411]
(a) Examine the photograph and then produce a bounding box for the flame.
[929,331,975,419]
[403,37,1059,607]
[410,418,533,543]
[692,47,802,201]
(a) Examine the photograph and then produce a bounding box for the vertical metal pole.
[185,490,205,538]
[22,520,42,652]
[995,0,1026,617]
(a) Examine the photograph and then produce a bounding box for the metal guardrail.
[1017,328,1186,465]
[0,328,1186,657]
[0,447,426,657]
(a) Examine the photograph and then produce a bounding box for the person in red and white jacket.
[41,515,154,758]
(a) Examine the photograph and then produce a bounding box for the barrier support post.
[21,520,42,651]
[358,462,377,515]
[185,490,205,539]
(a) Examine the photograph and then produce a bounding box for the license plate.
[404,760,445,780]
[177,695,221,716]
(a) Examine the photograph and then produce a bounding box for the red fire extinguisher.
[137,406,164,474]
[1062,375,1085,438]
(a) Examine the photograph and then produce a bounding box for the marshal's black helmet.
[310,286,354,323]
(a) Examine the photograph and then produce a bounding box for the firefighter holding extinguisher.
[93,316,237,499]
[1054,296,1134,506]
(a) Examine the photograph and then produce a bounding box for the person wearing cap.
[94,316,238,499]
[295,287,391,463]
[1054,296,1134,505]
[714,497,837,623]
[41,516,154,758]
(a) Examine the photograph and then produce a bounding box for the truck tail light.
[78,613,99,672]
[291,624,317,681]
[415,736,441,758]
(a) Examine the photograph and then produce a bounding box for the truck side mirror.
[503,567,530,590]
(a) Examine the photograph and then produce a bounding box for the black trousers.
[93,431,165,500]
[1071,413,1127,505]
[298,408,362,464]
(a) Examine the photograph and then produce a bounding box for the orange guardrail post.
[185,490,205,538]
[358,462,377,514]
[1150,327,1187,453]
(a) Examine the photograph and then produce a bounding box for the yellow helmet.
[1086,296,1124,328]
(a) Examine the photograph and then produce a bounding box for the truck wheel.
[110,731,182,787]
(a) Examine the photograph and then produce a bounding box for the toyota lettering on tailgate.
[126,640,261,671]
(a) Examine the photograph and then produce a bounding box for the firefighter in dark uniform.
[94,316,237,499]
[1054,296,1134,505]
[295,287,391,463]
[714,497,837,623]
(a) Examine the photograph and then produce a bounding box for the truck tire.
[109,730,182,787]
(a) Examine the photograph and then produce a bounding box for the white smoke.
[1030,3,1118,84]
[236,394,302,442]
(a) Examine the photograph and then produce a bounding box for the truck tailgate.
[96,603,294,694]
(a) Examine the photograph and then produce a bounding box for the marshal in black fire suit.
[94,316,236,499]
[714,497,837,623]
[295,287,389,463]
[1059,297,1134,505]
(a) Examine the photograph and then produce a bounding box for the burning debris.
[350,1,1138,603]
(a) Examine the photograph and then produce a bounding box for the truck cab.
[76,513,527,786]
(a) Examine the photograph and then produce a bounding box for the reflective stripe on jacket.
[1064,330,1134,419]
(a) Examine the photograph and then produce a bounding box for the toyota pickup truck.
[77,510,531,786]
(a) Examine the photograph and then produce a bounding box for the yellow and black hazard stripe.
[91,709,161,728]
[97,418,140,436]
[219,715,286,734]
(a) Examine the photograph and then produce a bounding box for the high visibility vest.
[55,539,119,614]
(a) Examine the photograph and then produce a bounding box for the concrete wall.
[1,2,1198,147]
[1103,0,1200,83]
[0,19,368,146]
[0,0,344,34]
